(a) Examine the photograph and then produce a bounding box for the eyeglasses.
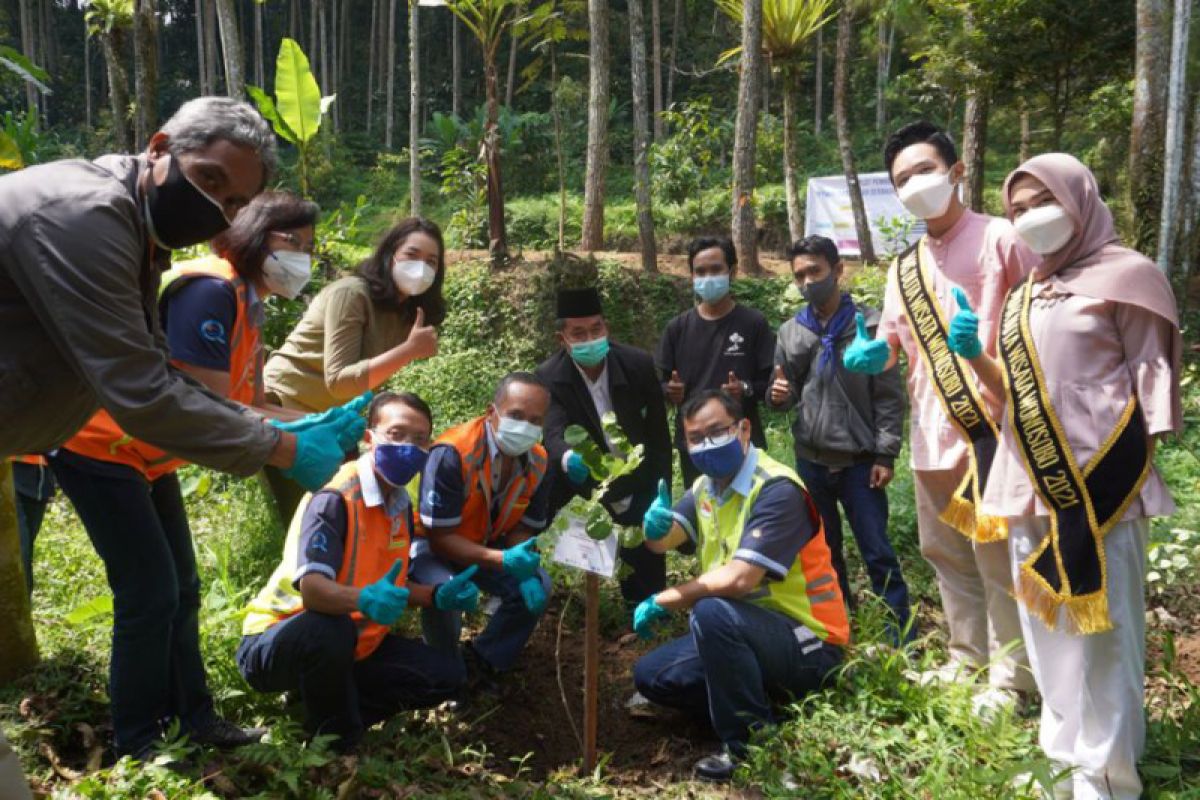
[371,428,431,449]
[685,423,739,449]
[270,231,315,255]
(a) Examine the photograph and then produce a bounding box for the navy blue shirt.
[292,488,416,587]
[160,276,238,371]
[419,442,551,539]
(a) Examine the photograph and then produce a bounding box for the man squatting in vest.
[238,392,480,752]
[409,372,554,686]
[630,389,850,782]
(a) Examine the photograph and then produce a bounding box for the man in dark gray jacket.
[766,235,911,641]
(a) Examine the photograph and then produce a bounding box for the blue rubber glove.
[502,537,541,580]
[270,391,374,434]
[643,479,675,541]
[948,288,983,359]
[280,422,347,491]
[842,313,890,375]
[633,595,671,639]
[357,561,410,625]
[518,575,548,615]
[434,564,481,612]
[565,450,590,485]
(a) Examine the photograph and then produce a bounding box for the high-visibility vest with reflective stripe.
[692,450,850,646]
[415,416,548,545]
[62,257,263,480]
[9,455,47,467]
[242,460,412,661]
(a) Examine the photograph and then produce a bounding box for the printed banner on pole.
[804,172,926,258]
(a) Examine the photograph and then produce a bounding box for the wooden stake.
[583,572,600,773]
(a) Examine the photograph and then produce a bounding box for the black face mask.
[143,154,230,250]
[800,271,839,308]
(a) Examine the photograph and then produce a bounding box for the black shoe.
[463,643,501,698]
[693,750,738,782]
[188,717,268,749]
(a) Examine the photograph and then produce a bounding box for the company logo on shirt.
[425,489,442,509]
[725,331,745,355]
[199,319,227,344]
[699,497,714,518]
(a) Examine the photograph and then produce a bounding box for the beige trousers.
[914,463,1033,691]
[0,728,31,800]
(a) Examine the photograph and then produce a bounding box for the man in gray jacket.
[766,235,911,642]
[0,97,349,486]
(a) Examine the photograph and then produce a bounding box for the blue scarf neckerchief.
[796,292,856,374]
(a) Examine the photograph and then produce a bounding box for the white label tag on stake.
[551,513,618,578]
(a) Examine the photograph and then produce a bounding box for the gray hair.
[159,96,278,185]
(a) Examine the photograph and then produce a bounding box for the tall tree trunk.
[339,0,350,128]
[385,0,397,150]
[133,0,158,147]
[834,2,874,262]
[1157,0,1191,272]
[814,26,824,137]
[874,14,888,133]
[452,15,462,118]
[651,0,663,140]
[581,0,611,251]
[196,0,208,94]
[310,0,319,75]
[253,0,265,87]
[205,0,220,93]
[1019,99,1031,162]
[367,0,378,133]
[731,0,762,273]
[214,0,245,98]
[551,44,567,250]
[410,0,422,215]
[85,11,93,128]
[483,36,508,262]
[762,55,770,114]
[18,0,37,117]
[629,0,658,272]
[102,33,132,151]
[1184,90,1200,282]
[666,0,681,111]
[290,0,300,45]
[1129,0,1168,255]
[317,0,329,95]
[961,87,988,213]
[0,465,39,686]
[505,22,518,108]
[783,70,802,242]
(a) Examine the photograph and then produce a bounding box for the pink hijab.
[1002,152,1182,431]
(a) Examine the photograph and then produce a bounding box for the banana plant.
[247,38,335,197]
[0,45,51,171]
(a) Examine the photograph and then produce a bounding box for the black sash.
[897,241,1005,543]
[998,278,1152,634]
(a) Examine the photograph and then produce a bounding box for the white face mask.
[262,251,312,299]
[491,416,543,457]
[1013,204,1074,255]
[392,259,437,297]
[897,170,956,220]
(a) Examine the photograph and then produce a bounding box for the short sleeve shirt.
[418,443,551,536]
[160,276,238,372]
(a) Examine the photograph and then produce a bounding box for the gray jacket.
[0,154,277,474]
[768,303,905,467]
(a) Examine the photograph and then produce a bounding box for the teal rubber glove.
[357,561,410,625]
[565,450,590,485]
[281,422,346,491]
[434,564,481,612]
[842,312,890,375]
[633,595,671,639]
[948,288,983,359]
[518,575,548,615]
[643,479,675,541]
[270,391,374,434]
[502,537,541,580]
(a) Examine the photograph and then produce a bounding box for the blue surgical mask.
[688,432,745,479]
[570,336,610,368]
[693,274,730,305]
[493,417,543,457]
[374,442,429,487]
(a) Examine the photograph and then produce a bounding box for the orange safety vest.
[417,416,548,545]
[243,460,412,661]
[62,256,263,480]
[9,455,47,467]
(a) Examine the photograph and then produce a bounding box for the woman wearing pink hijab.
[947,153,1181,799]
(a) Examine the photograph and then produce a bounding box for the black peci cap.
[555,287,604,319]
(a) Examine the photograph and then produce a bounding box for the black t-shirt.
[655,304,775,447]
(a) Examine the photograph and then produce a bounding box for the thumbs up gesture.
[643,479,676,541]
[404,306,439,362]
[665,369,685,405]
[947,288,983,359]
[842,312,891,375]
[357,560,411,625]
[434,564,481,612]
[722,370,744,399]
[769,364,792,407]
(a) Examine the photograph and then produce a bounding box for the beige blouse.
[981,280,1177,520]
[264,275,414,412]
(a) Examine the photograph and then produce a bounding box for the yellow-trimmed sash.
[998,278,1152,634]
[897,241,1006,542]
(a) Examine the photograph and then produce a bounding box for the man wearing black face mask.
[765,236,910,644]
[0,97,351,486]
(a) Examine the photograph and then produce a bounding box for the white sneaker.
[906,660,971,687]
[971,686,1018,720]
